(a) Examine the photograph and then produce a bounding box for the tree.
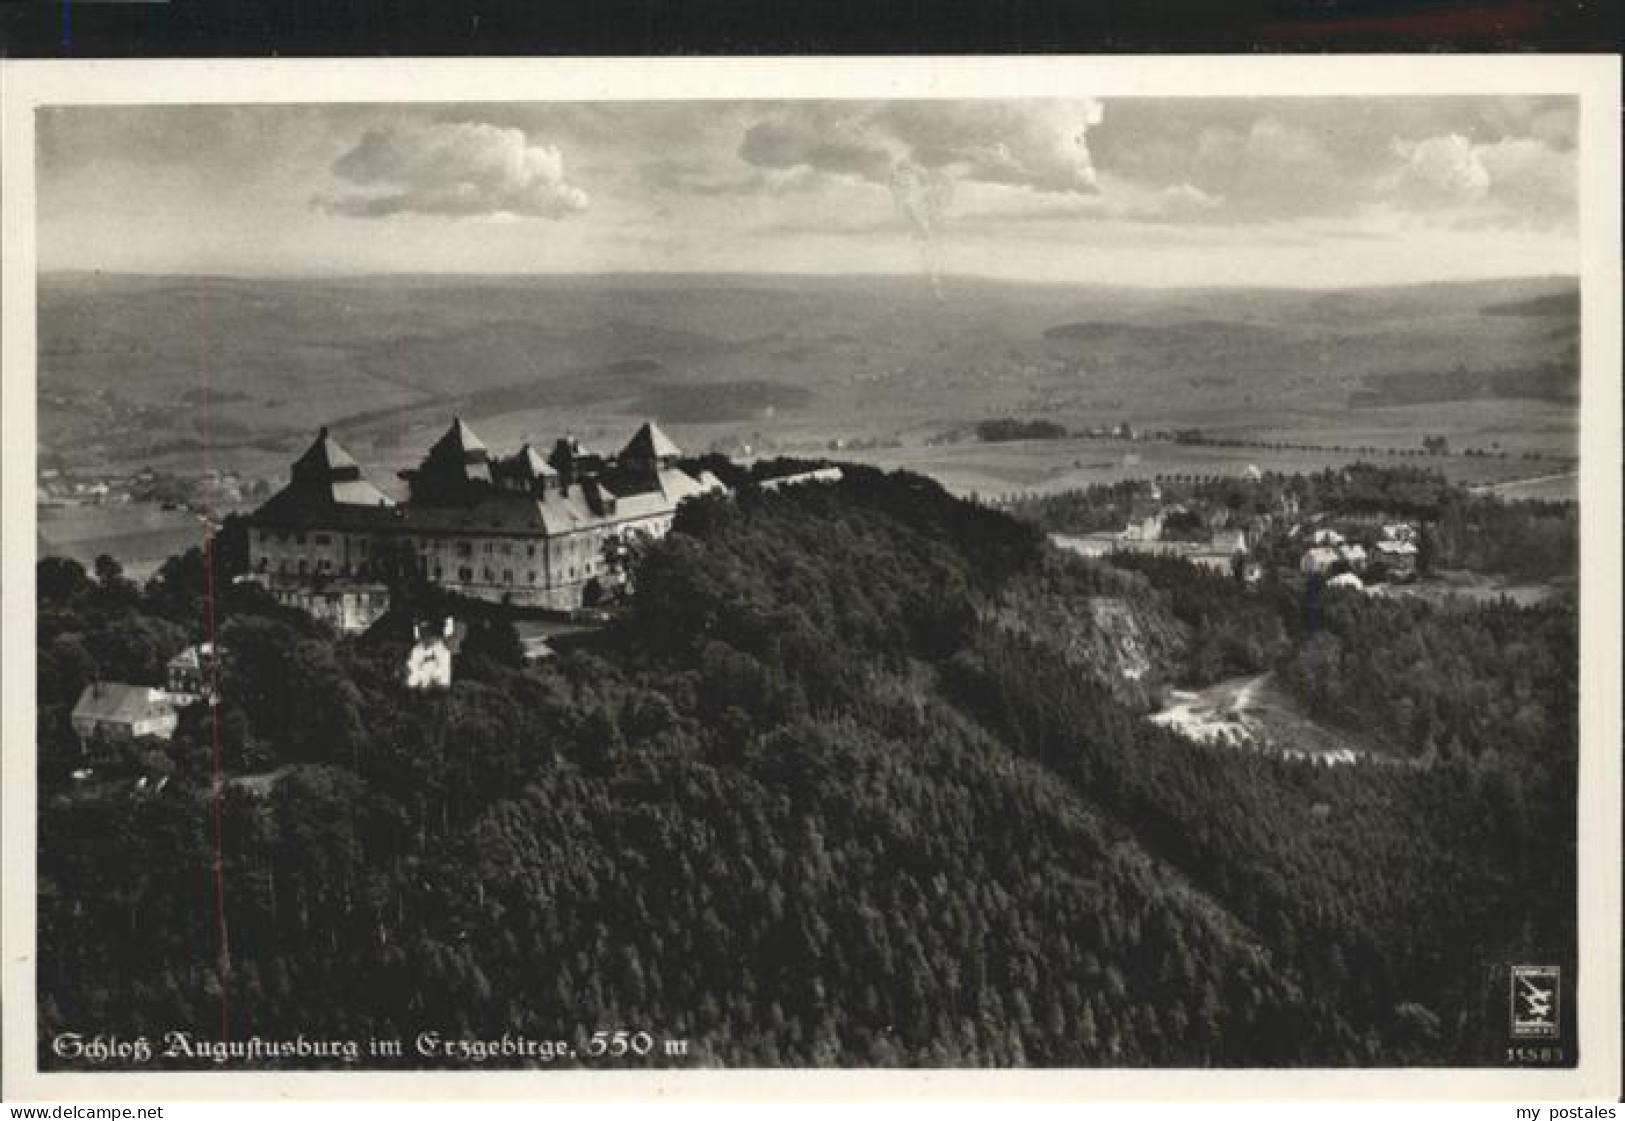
[38,557,92,605]
[145,547,210,623]
[39,634,96,708]
[92,554,140,607]
[461,615,524,671]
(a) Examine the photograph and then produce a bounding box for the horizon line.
[36,267,1581,295]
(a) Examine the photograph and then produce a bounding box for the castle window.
[457,542,472,558]
[503,570,513,584]
[527,572,536,584]
[526,545,536,558]
[296,533,307,545]
[458,566,473,582]
[483,567,494,582]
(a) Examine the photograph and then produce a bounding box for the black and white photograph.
[1,56,1619,1100]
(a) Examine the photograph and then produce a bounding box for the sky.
[36,96,1580,288]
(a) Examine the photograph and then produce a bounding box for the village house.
[247,418,726,612]
[1376,538,1420,578]
[1122,508,1164,542]
[406,617,465,690]
[166,642,223,703]
[1300,546,1342,575]
[70,683,180,745]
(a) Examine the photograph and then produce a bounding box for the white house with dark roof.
[71,683,179,745]
[249,418,725,610]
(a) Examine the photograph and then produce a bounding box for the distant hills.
[1480,290,1581,318]
[37,271,1579,479]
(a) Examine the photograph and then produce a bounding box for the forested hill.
[37,467,1575,1068]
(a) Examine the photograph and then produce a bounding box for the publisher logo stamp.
[1510,965,1560,1039]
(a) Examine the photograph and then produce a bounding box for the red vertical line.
[195,289,231,1043]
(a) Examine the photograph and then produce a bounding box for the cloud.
[951,176,1225,227]
[1383,134,1491,206]
[1153,182,1224,215]
[1184,115,1359,220]
[639,157,836,198]
[735,100,1105,297]
[1381,132,1574,225]
[738,99,1105,196]
[1478,137,1576,218]
[315,121,589,219]
[740,106,895,182]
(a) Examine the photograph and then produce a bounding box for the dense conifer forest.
[36,465,1577,1069]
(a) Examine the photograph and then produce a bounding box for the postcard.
[2,55,1619,1101]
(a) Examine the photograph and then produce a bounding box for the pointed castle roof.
[407,417,493,498]
[292,426,362,482]
[427,416,491,465]
[622,420,682,463]
[287,427,392,507]
[446,417,488,456]
[252,415,726,534]
[516,443,558,478]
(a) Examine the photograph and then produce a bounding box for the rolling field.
[1471,472,1579,502]
[37,502,213,581]
[850,436,1551,502]
[37,272,1581,507]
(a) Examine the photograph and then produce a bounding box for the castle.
[247,418,725,613]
